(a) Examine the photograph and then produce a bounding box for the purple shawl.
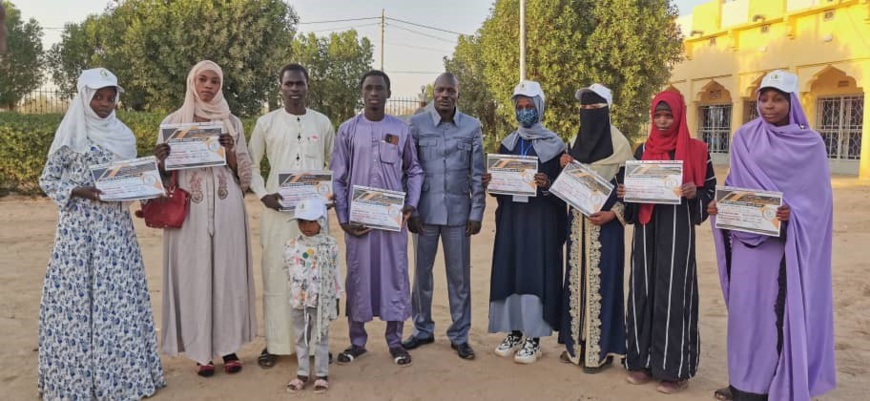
[712,93,836,400]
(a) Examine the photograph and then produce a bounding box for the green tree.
[0,1,44,110]
[291,30,373,125]
[444,34,504,150]
[47,0,297,116]
[466,0,682,143]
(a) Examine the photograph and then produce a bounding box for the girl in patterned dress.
[38,68,165,400]
[283,198,342,393]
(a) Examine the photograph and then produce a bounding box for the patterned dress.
[38,144,165,400]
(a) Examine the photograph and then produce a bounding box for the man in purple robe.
[331,70,424,366]
[709,70,836,401]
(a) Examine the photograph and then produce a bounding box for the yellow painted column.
[731,98,745,135]
[859,88,870,180]
[687,100,700,140]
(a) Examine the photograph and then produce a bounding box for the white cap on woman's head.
[512,80,545,102]
[77,68,124,93]
[759,70,798,94]
[294,198,327,221]
[575,83,613,106]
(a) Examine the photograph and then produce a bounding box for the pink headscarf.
[166,60,238,137]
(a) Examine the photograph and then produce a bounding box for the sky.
[15,0,710,96]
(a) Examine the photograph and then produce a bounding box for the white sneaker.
[494,333,524,357]
[513,338,542,364]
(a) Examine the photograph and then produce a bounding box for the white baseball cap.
[294,198,327,222]
[512,80,545,102]
[575,83,613,106]
[77,68,125,93]
[758,70,798,94]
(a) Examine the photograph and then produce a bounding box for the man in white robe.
[249,64,335,367]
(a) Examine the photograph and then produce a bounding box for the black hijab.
[570,91,614,163]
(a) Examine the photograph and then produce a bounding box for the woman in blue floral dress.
[37,68,165,400]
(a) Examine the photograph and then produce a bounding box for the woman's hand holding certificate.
[549,161,614,217]
[711,186,785,237]
[160,123,226,170]
[623,160,683,205]
[89,156,166,202]
[486,154,538,196]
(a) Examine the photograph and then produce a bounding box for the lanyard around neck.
[519,138,533,157]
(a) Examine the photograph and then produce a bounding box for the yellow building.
[669,0,869,177]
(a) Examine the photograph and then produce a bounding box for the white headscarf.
[501,80,565,163]
[165,60,238,136]
[47,68,136,160]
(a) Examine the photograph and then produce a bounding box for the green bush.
[0,111,259,195]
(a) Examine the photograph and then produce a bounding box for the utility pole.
[519,0,526,81]
[380,9,385,71]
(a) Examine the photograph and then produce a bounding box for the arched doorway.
[696,80,733,155]
[810,67,863,166]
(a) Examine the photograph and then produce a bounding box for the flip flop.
[336,346,367,365]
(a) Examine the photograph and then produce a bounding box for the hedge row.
[0,112,257,195]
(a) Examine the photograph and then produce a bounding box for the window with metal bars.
[699,104,732,154]
[745,101,759,123]
[815,95,863,160]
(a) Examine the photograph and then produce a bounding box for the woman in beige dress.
[153,60,257,377]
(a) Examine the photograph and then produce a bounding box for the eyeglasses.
[579,103,607,110]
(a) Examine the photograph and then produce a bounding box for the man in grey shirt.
[402,72,485,360]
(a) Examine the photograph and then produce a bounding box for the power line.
[386,42,453,53]
[297,17,379,25]
[386,23,456,44]
[385,17,467,36]
[303,23,381,34]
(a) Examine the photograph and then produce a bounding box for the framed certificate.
[349,186,406,232]
[550,162,615,217]
[160,122,227,170]
[89,156,166,201]
[714,186,783,237]
[486,154,538,197]
[277,170,333,212]
[624,160,683,205]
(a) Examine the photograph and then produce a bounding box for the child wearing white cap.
[283,198,342,393]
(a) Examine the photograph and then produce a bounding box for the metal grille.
[699,104,732,154]
[745,101,759,123]
[815,95,863,160]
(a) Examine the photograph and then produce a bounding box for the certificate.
[486,154,538,197]
[550,161,615,217]
[277,170,333,212]
[349,185,406,232]
[160,122,226,170]
[624,160,683,205]
[714,186,783,237]
[89,156,165,201]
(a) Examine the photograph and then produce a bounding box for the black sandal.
[714,387,733,401]
[257,348,277,369]
[336,346,367,365]
[390,347,412,366]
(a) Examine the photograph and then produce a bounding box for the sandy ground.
[1,169,867,401]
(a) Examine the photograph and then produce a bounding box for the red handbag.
[136,172,190,229]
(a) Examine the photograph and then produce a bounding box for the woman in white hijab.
[38,68,165,400]
[153,60,257,377]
